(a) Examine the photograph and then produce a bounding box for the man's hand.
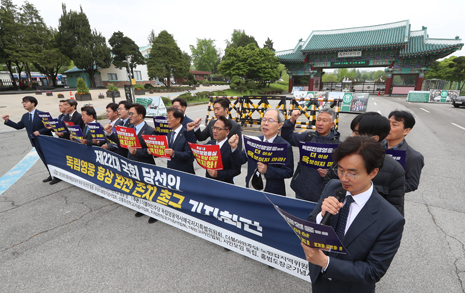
[128,146,137,155]
[186,121,196,132]
[229,134,239,150]
[257,162,267,174]
[207,169,217,178]
[321,196,343,217]
[56,132,64,137]
[45,125,52,130]
[104,124,113,134]
[2,114,9,122]
[92,139,99,144]
[164,148,174,156]
[33,131,40,136]
[290,110,301,123]
[317,168,328,178]
[193,118,202,128]
[101,144,108,150]
[80,138,87,145]
[301,242,329,268]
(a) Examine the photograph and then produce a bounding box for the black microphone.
[320,187,347,226]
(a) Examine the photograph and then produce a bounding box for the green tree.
[322,73,337,82]
[218,44,280,86]
[147,30,189,87]
[0,0,20,83]
[425,56,457,81]
[372,70,387,82]
[189,38,218,72]
[109,31,145,78]
[147,29,157,45]
[225,29,245,48]
[361,73,370,80]
[263,37,274,51]
[448,56,465,91]
[56,4,111,88]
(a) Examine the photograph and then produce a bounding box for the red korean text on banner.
[188,142,223,170]
[115,125,141,149]
[142,135,170,159]
[64,121,75,127]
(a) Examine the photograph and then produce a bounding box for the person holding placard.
[172,97,194,129]
[162,107,195,174]
[61,99,84,140]
[104,101,133,157]
[2,96,55,184]
[229,109,294,196]
[101,103,123,154]
[205,116,241,184]
[303,136,404,293]
[281,108,341,202]
[80,106,105,147]
[127,104,156,165]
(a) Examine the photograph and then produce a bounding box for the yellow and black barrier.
[205,96,341,130]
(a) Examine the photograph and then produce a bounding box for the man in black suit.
[60,99,84,140]
[172,97,193,129]
[101,103,123,155]
[204,116,241,184]
[384,110,424,193]
[127,104,156,165]
[127,104,157,224]
[80,106,105,147]
[188,97,242,150]
[159,107,195,174]
[104,101,133,158]
[302,136,405,293]
[2,96,56,184]
[229,109,294,196]
[57,100,67,123]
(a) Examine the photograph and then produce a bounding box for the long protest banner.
[38,136,316,282]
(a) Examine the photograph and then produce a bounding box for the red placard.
[142,135,170,159]
[188,142,223,170]
[64,121,75,127]
[115,126,141,149]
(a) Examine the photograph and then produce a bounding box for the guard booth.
[276,20,463,96]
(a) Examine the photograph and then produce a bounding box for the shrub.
[76,77,89,94]
[133,84,144,90]
[237,85,247,93]
[106,83,118,92]
[144,83,155,89]
[246,80,257,90]
[162,97,171,106]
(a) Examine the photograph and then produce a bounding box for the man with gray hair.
[229,109,294,196]
[281,108,341,202]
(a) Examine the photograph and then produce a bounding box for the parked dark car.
[452,96,465,108]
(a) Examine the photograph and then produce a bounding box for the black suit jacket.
[63,111,85,140]
[83,122,105,147]
[4,109,53,172]
[307,180,405,293]
[107,118,132,157]
[194,118,242,150]
[206,139,241,184]
[166,127,195,174]
[127,122,156,165]
[182,115,193,129]
[237,135,294,196]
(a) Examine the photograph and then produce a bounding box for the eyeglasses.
[128,112,136,116]
[212,126,226,131]
[261,117,278,124]
[337,168,362,181]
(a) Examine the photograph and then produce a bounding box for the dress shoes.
[49,178,61,185]
[135,212,144,217]
[43,176,53,183]
[148,217,158,224]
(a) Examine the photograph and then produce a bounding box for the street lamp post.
[123,56,136,103]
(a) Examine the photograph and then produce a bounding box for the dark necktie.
[29,113,33,134]
[335,195,354,241]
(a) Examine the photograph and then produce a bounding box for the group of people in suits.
[4,95,424,292]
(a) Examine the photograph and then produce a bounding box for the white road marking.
[374,102,377,106]
[420,108,430,113]
[452,123,465,131]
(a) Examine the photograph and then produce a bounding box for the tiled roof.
[400,30,463,56]
[275,39,306,62]
[301,20,409,52]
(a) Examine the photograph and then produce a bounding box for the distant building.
[174,70,211,84]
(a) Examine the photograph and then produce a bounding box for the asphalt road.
[1,95,464,292]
